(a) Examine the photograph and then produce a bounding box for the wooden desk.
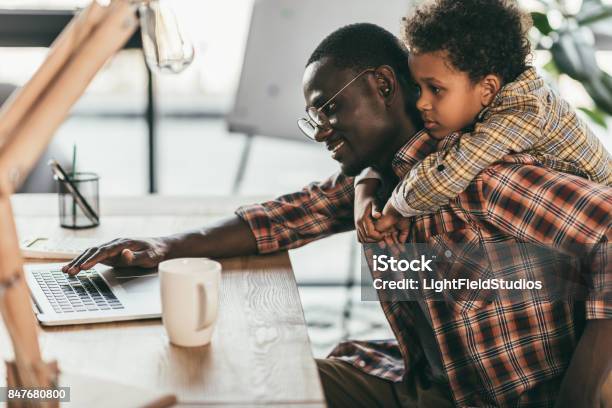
[2,194,326,407]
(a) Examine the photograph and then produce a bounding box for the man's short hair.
[402,0,532,84]
[307,23,423,128]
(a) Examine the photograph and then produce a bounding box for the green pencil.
[71,143,77,226]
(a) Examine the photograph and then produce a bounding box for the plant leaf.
[551,29,600,81]
[542,59,560,77]
[578,107,608,128]
[583,76,612,115]
[531,11,554,35]
[577,4,612,25]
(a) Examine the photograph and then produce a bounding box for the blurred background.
[2,0,610,357]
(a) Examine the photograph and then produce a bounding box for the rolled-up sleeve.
[235,172,355,254]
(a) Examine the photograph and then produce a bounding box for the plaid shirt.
[236,131,611,407]
[390,67,612,216]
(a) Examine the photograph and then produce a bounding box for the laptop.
[24,263,161,326]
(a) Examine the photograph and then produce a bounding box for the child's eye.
[430,86,441,95]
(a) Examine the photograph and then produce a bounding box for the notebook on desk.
[20,236,104,259]
[25,262,161,326]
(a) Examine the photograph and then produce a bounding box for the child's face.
[408,51,486,138]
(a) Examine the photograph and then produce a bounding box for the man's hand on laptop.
[62,238,170,275]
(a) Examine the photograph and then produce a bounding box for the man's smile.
[326,137,347,159]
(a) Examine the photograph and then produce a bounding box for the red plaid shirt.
[236,131,611,407]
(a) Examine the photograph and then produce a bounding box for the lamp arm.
[0,1,108,149]
[0,0,138,195]
[0,197,45,390]
[0,0,138,397]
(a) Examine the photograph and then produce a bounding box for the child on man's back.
[354,0,612,242]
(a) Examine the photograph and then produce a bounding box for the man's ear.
[479,74,502,106]
[374,66,397,105]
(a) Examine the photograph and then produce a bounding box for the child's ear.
[479,74,502,106]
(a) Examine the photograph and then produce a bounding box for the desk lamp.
[0,1,192,406]
[140,0,194,74]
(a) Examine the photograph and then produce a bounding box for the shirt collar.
[490,66,541,107]
[390,129,447,178]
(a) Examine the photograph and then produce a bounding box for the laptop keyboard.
[32,269,124,314]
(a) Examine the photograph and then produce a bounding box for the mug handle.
[196,282,218,331]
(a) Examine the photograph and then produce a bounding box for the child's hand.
[394,218,411,244]
[354,179,385,243]
[375,202,412,244]
[374,201,402,233]
[357,202,387,243]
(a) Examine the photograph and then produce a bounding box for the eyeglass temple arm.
[317,68,375,112]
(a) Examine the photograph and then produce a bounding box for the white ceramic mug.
[159,258,221,347]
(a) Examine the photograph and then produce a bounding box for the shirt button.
[437,164,445,171]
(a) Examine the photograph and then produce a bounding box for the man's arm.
[555,319,612,408]
[64,171,355,274]
[164,215,257,259]
[63,215,258,274]
[556,230,612,408]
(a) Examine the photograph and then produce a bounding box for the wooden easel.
[0,1,175,406]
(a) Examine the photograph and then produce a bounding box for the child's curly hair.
[402,0,532,84]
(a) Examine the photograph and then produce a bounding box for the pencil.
[71,143,77,226]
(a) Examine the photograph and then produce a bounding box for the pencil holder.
[56,172,100,229]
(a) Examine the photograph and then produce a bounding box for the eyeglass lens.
[298,107,332,139]
[307,107,328,127]
[297,119,316,139]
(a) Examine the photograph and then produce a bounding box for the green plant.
[530,0,612,128]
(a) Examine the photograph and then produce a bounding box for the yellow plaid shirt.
[390,67,612,216]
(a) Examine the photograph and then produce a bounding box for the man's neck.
[371,115,417,174]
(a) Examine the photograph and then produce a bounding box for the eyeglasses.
[297,68,375,140]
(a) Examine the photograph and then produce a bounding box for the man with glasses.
[64,23,610,407]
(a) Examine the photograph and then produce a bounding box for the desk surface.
[2,194,325,407]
